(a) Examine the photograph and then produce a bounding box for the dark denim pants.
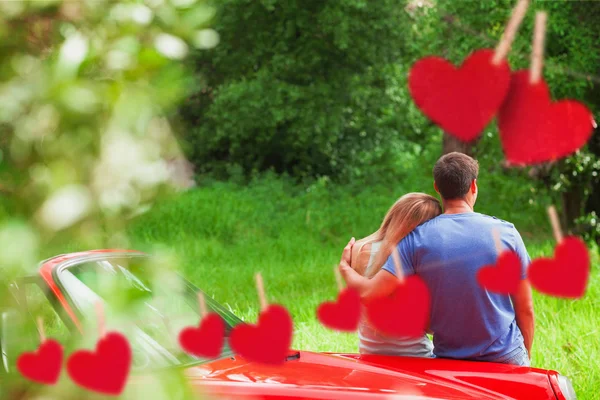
[493,343,531,366]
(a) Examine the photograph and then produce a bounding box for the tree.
[180,0,414,180]
[181,0,600,233]
[413,0,600,234]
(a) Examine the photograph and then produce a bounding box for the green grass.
[125,176,600,398]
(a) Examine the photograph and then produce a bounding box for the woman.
[350,193,442,358]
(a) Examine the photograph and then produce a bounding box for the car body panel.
[27,250,562,399]
[184,351,556,399]
[547,372,567,400]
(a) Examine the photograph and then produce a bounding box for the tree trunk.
[561,188,585,231]
[585,128,600,217]
[584,128,600,243]
[561,127,599,233]
[442,132,478,156]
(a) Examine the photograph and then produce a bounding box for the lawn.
[125,174,600,398]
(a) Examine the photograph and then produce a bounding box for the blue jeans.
[494,343,530,366]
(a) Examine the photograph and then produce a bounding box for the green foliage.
[0,0,214,253]
[131,163,553,261]
[547,151,600,199]
[422,0,600,228]
[576,211,600,244]
[181,0,600,230]
[0,0,215,397]
[180,0,416,179]
[429,0,600,95]
[2,0,598,395]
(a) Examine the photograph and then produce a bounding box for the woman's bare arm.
[339,238,397,301]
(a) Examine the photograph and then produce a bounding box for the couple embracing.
[340,152,535,366]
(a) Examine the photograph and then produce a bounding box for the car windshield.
[57,255,240,370]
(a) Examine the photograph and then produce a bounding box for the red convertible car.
[1,250,577,399]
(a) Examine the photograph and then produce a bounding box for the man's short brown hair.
[433,152,479,200]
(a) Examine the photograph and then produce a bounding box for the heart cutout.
[408,49,511,142]
[316,288,361,332]
[179,313,225,359]
[365,276,430,338]
[17,339,63,385]
[477,251,522,295]
[498,71,594,165]
[528,236,590,299]
[229,304,292,365]
[66,332,131,395]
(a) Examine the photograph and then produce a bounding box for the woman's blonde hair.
[359,193,442,278]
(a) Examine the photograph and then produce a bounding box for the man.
[340,152,534,365]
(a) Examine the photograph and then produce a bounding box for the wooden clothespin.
[198,292,208,318]
[333,266,344,292]
[547,205,564,244]
[255,273,268,312]
[36,316,46,343]
[529,11,548,84]
[492,0,530,65]
[95,301,106,339]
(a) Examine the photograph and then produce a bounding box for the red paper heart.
[316,288,361,332]
[408,49,511,142]
[66,332,131,395]
[17,339,63,385]
[498,71,594,165]
[365,276,430,338]
[528,236,590,299]
[477,251,522,295]
[179,313,225,359]
[229,304,292,365]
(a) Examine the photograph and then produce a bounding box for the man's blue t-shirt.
[382,212,531,361]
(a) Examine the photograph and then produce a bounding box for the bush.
[180,0,418,180]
